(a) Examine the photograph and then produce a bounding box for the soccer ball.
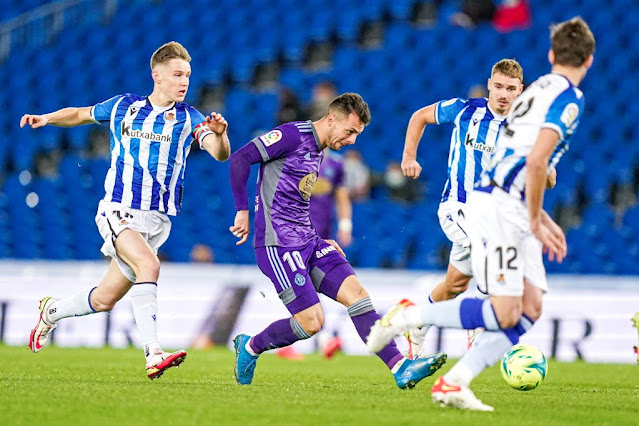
[500,344,548,391]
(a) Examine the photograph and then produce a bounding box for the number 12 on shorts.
[495,246,518,270]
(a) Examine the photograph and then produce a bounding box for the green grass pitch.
[1,344,637,425]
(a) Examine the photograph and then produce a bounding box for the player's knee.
[300,316,323,336]
[523,301,542,322]
[497,311,523,329]
[90,294,117,312]
[446,280,469,295]
[133,255,161,280]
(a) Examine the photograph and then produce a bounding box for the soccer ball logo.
[500,344,548,391]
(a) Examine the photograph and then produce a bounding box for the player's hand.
[532,216,567,263]
[325,239,346,257]
[229,210,250,245]
[20,114,48,129]
[205,112,228,135]
[546,167,557,189]
[401,158,422,179]
[337,230,352,248]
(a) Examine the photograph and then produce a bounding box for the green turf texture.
[1,345,637,425]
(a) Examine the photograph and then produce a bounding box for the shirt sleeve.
[335,158,345,188]
[434,98,468,124]
[543,89,584,140]
[251,127,300,162]
[189,108,214,148]
[90,95,124,124]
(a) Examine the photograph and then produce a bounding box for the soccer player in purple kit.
[228,93,447,387]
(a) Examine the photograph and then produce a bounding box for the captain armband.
[193,122,214,149]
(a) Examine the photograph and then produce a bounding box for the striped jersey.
[436,97,507,203]
[485,73,584,200]
[251,121,324,247]
[90,93,212,215]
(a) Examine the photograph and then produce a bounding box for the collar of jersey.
[146,97,176,111]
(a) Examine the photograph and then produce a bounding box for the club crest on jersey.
[260,130,282,146]
[294,273,306,286]
[298,172,317,201]
[560,103,579,127]
[164,111,176,122]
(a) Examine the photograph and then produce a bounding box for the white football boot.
[29,297,57,353]
[431,376,494,412]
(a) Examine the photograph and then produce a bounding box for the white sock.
[130,282,159,349]
[390,357,406,374]
[245,340,257,356]
[403,305,422,328]
[144,342,162,362]
[47,287,97,323]
[446,317,534,386]
[444,361,475,387]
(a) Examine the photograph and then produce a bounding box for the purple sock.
[249,318,308,354]
[351,310,404,369]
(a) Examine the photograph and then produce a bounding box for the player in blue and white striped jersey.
[400,59,524,357]
[21,41,230,379]
[367,17,595,411]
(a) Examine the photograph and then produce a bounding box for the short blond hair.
[150,41,191,70]
[491,59,523,83]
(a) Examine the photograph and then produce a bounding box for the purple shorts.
[255,236,355,314]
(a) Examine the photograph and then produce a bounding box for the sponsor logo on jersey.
[260,130,282,146]
[441,98,457,107]
[298,172,317,201]
[560,103,579,127]
[315,245,336,259]
[465,133,493,153]
[121,122,172,142]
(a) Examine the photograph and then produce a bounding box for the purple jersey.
[309,151,345,238]
[252,121,324,247]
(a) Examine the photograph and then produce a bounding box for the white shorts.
[465,188,548,297]
[437,201,472,276]
[95,200,172,282]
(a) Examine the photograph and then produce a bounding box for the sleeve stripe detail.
[252,138,270,161]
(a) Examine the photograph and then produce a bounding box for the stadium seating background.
[1,0,637,274]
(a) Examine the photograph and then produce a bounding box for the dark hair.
[327,93,371,125]
[551,17,595,67]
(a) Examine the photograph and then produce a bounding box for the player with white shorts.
[22,41,231,380]
[401,59,525,356]
[368,17,595,410]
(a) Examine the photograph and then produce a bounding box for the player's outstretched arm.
[401,103,436,179]
[335,187,352,247]
[20,107,93,129]
[228,141,264,245]
[526,128,566,262]
[201,112,231,161]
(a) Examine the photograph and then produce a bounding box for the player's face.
[326,112,365,151]
[487,72,523,115]
[154,58,191,103]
